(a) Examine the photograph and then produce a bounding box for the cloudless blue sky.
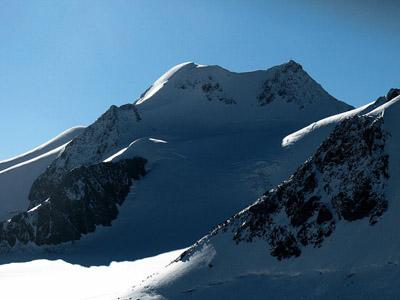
[0,0,399,159]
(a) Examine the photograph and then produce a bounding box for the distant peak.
[287,59,303,68]
[272,59,303,74]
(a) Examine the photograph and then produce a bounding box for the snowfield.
[0,249,184,300]
[0,126,85,171]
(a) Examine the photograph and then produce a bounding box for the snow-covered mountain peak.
[32,61,351,188]
[136,62,198,104]
[136,61,241,104]
[0,61,355,257]
[271,59,303,73]
[136,60,350,111]
[22,62,352,208]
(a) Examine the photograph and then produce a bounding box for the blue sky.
[0,0,399,159]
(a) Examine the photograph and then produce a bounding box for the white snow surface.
[124,96,400,300]
[0,249,184,300]
[282,95,391,150]
[0,126,85,171]
[104,137,170,165]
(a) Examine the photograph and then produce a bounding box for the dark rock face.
[31,104,141,191]
[0,157,146,252]
[231,115,388,260]
[180,113,389,262]
[257,61,307,107]
[256,60,352,112]
[386,88,400,101]
[175,75,236,104]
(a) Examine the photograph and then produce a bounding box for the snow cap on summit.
[136,62,198,104]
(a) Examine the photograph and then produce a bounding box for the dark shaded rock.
[316,205,333,225]
[386,88,400,101]
[290,196,320,227]
[0,157,147,250]
[189,113,390,261]
[269,227,301,260]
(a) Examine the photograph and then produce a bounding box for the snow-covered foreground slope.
[125,95,400,300]
[0,249,184,300]
[0,127,85,221]
[0,61,353,263]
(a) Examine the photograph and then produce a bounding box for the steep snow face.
[126,96,400,300]
[0,127,85,221]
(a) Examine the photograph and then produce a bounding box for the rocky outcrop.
[257,60,347,110]
[32,104,140,189]
[175,74,236,104]
[258,60,306,107]
[0,157,146,252]
[180,113,389,261]
[386,88,400,101]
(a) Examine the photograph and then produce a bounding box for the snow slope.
[0,127,85,221]
[0,126,85,171]
[0,60,354,264]
[282,90,397,151]
[125,95,400,300]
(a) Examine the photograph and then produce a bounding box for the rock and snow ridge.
[282,88,399,149]
[0,126,85,221]
[0,60,353,259]
[124,95,400,300]
[0,157,146,252]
